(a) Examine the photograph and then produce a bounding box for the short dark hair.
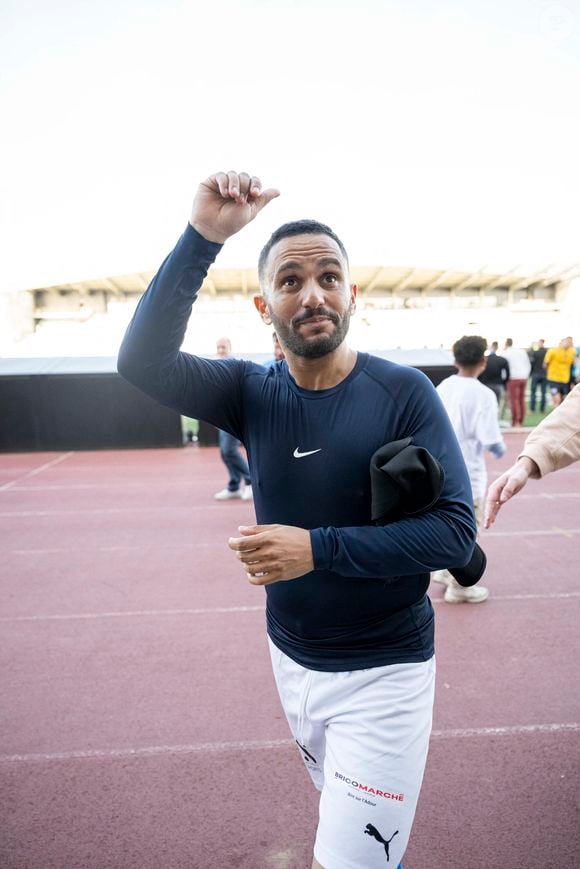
[452,335,487,368]
[258,219,349,287]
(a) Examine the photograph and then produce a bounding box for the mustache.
[292,307,340,328]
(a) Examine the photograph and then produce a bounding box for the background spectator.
[528,338,548,413]
[478,340,510,415]
[502,338,531,426]
[544,336,576,407]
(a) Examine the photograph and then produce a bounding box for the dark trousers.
[486,383,504,406]
[530,374,547,412]
[218,430,251,491]
[506,379,527,426]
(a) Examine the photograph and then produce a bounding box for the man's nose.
[300,278,326,308]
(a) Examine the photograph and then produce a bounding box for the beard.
[270,306,352,359]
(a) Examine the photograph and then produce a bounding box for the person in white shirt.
[433,336,506,603]
[502,338,531,427]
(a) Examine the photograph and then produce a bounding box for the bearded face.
[256,233,356,360]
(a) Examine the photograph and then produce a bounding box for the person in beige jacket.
[484,383,580,527]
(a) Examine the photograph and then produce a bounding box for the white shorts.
[268,639,435,869]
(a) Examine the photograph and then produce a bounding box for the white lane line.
[431,722,580,738]
[0,452,74,492]
[8,543,213,555]
[0,605,266,623]
[0,502,576,536]
[487,468,580,478]
[0,504,247,517]
[2,723,578,764]
[2,481,201,492]
[0,738,293,763]
[484,528,580,538]
[10,478,580,496]
[1,593,578,623]
[433,592,580,603]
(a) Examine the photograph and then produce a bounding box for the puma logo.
[364,824,399,862]
[295,740,317,764]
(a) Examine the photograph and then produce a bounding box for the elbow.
[447,514,477,568]
[116,349,131,380]
[116,345,140,385]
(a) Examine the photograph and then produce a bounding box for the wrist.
[517,455,540,479]
[188,219,228,245]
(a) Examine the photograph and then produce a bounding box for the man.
[528,339,547,413]
[502,338,531,427]
[478,340,510,413]
[265,330,285,367]
[272,331,285,361]
[214,336,253,501]
[433,336,506,603]
[484,383,580,527]
[117,170,476,869]
[544,337,576,406]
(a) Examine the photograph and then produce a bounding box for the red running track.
[0,436,579,869]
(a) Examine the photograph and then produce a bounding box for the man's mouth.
[300,316,330,325]
[294,311,338,328]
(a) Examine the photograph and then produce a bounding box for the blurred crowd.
[477,335,578,427]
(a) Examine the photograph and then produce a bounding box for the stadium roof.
[19,262,580,298]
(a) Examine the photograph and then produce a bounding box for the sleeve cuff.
[310,528,333,571]
[518,446,554,478]
[181,222,224,259]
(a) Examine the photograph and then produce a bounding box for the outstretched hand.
[484,456,539,528]
[228,524,314,585]
[190,171,280,244]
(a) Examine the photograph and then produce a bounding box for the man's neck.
[456,367,480,378]
[285,343,358,390]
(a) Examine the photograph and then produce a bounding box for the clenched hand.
[228,524,314,586]
[190,171,280,244]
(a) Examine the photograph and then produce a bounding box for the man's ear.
[350,283,358,313]
[253,294,272,325]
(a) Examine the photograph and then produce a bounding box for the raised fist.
[189,171,280,244]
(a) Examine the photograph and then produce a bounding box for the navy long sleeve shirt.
[118,224,476,671]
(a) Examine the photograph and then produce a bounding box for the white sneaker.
[214,488,242,500]
[431,570,452,586]
[444,581,489,604]
[242,484,253,501]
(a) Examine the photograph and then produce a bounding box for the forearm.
[310,504,476,578]
[117,225,222,404]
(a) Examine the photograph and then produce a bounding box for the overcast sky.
[1,0,579,292]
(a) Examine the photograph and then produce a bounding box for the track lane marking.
[0,605,266,622]
[1,593,578,623]
[2,723,578,764]
[0,452,74,492]
[0,505,250,517]
[6,481,580,494]
[483,528,580,538]
[8,543,213,555]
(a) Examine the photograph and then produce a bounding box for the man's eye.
[282,277,297,287]
[323,273,338,283]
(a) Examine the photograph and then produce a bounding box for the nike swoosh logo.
[293,447,322,459]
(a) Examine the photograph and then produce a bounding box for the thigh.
[267,638,327,791]
[314,658,436,869]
